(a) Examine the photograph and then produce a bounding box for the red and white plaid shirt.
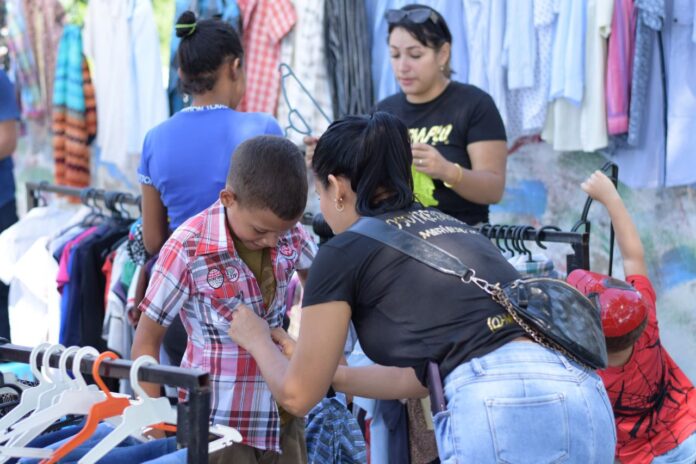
[139,200,316,451]
[237,0,296,114]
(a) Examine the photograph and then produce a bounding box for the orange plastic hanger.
[41,351,132,464]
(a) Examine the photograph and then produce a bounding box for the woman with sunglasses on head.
[228,112,616,463]
[305,4,507,226]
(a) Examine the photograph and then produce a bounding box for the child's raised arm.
[581,171,647,277]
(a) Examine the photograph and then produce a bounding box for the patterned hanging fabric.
[53,24,96,187]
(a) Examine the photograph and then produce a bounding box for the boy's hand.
[271,328,296,359]
[581,170,620,205]
[228,304,270,352]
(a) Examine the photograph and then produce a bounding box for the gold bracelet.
[444,163,462,188]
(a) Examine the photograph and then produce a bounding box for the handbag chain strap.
[349,216,590,369]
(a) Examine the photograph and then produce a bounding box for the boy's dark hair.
[312,112,415,216]
[387,4,453,78]
[227,136,307,221]
[175,11,244,95]
[605,317,648,352]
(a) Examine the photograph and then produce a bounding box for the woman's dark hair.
[175,11,244,95]
[387,4,453,77]
[312,112,415,216]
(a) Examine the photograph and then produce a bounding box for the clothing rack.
[475,224,590,273]
[25,181,141,212]
[0,342,211,463]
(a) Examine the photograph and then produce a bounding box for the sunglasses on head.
[385,8,438,25]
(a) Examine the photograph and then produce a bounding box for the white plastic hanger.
[0,343,69,450]
[0,343,52,436]
[79,355,176,464]
[0,346,83,461]
[0,346,104,453]
[208,424,243,453]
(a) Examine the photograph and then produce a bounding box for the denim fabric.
[19,429,176,464]
[652,432,696,464]
[143,447,188,463]
[433,341,616,463]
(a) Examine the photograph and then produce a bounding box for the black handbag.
[348,217,608,371]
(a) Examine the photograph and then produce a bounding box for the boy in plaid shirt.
[132,136,316,462]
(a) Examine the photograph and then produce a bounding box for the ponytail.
[312,112,415,216]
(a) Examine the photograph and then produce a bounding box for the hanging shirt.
[548,0,587,104]
[626,0,665,146]
[237,0,296,114]
[664,0,696,187]
[83,0,167,172]
[0,70,20,208]
[599,275,696,464]
[543,0,613,152]
[8,237,62,346]
[463,0,508,127]
[139,200,316,452]
[137,106,283,230]
[505,0,556,145]
[276,0,333,145]
[606,0,637,135]
[5,0,44,119]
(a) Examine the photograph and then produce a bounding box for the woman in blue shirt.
[138,11,283,254]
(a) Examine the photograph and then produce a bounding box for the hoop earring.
[334,198,345,212]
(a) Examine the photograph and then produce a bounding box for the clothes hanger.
[0,343,52,436]
[478,223,492,238]
[278,62,333,138]
[518,226,536,262]
[78,355,177,464]
[0,346,81,461]
[503,225,517,258]
[534,225,562,250]
[43,352,132,464]
[0,347,103,451]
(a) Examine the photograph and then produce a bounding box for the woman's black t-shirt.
[302,207,525,384]
[376,82,507,225]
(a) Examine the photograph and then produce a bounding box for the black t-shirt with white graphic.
[302,207,524,385]
[376,82,506,225]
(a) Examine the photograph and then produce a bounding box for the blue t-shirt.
[137,106,283,229]
[0,70,20,207]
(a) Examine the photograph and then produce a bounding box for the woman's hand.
[228,304,271,353]
[271,328,297,359]
[411,143,456,182]
[303,136,319,169]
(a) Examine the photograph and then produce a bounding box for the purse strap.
[348,217,498,295]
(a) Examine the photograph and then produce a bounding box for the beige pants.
[208,416,307,464]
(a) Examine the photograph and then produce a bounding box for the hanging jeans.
[433,341,616,463]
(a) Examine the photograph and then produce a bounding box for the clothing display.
[324,0,374,117]
[52,24,97,188]
[376,82,507,225]
[276,0,333,145]
[237,0,297,114]
[82,0,167,173]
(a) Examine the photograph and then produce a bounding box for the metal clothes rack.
[0,343,211,463]
[475,225,590,273]
[25,182,141,212]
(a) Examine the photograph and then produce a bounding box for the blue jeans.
[652,431,696,464]
[434,341,616,463]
